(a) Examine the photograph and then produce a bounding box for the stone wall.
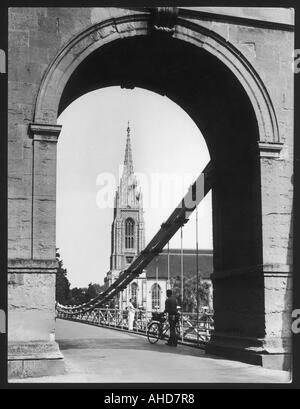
[8,7,294,375]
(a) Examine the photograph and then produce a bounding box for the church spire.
[124,121,134,174]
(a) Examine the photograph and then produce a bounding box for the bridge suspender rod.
[156,256,158,311]
[57,161,214,316]
[167,242,170,289]
[180,226,183,308]
[196,206,199,346]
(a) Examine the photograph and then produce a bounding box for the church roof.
[145,249,213,279]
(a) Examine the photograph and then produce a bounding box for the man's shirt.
[128,302,135,313]
[165,295,178,315]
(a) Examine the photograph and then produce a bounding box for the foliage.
[55,249,71,305]
[170,274,212,313]
[67,282,104,305]
[55,249,104,306]
[68,286,87,305]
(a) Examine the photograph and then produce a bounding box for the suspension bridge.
[50,159,289,383]
[56,162,214,320]
[12,319,289,383]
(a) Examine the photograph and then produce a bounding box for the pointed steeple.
[124,121,134,174]
[109,121,145,274]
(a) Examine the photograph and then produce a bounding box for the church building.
[104,124,213,312]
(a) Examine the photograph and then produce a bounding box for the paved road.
[11,319,291,383]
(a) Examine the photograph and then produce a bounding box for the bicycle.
[147,312,180,344]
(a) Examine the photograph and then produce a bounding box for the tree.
[170,274,211,313]
[55,249,71,305]
[69,287,87,305]
[67,283,105,305]
[85,282,104,303]
[55,249,105,306]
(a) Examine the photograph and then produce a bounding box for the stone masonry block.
[9,10,38,31]
[9,30,29,48]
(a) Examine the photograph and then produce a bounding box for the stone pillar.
[258,141,292,370]
[30,123,61,260]
[206,142,292,372]
[8,123,65,378]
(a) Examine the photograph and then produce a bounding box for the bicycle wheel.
[147,322,161,344]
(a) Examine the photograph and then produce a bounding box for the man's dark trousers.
[168,314,178,346]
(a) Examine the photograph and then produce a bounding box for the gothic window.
[125,218,134,248]
[151,284,161,310]
[131,282,138,306]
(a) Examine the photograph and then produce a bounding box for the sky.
[57,86,212,288]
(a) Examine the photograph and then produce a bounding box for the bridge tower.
[106,123,145,307]
[7,7,294,377]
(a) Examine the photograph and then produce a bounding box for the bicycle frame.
[147,317,181,344]
[149,319,169,337]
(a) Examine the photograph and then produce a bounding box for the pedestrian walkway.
[10,319,291,383]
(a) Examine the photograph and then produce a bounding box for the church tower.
[109,123,145,276]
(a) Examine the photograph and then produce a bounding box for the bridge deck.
[11,319,290,383]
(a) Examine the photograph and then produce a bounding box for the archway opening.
[56,32,263,339]
[56,86,212,306]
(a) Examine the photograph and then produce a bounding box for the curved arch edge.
[33,13,279,144]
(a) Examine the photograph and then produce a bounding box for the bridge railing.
[57,307,214,346]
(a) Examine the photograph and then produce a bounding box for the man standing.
[127,298,135,331]
[164,289,178,346]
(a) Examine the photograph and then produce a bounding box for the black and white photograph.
[1,2,300,391]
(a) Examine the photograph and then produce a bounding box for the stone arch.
[24,11,291,370]
[33,14,279,143]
